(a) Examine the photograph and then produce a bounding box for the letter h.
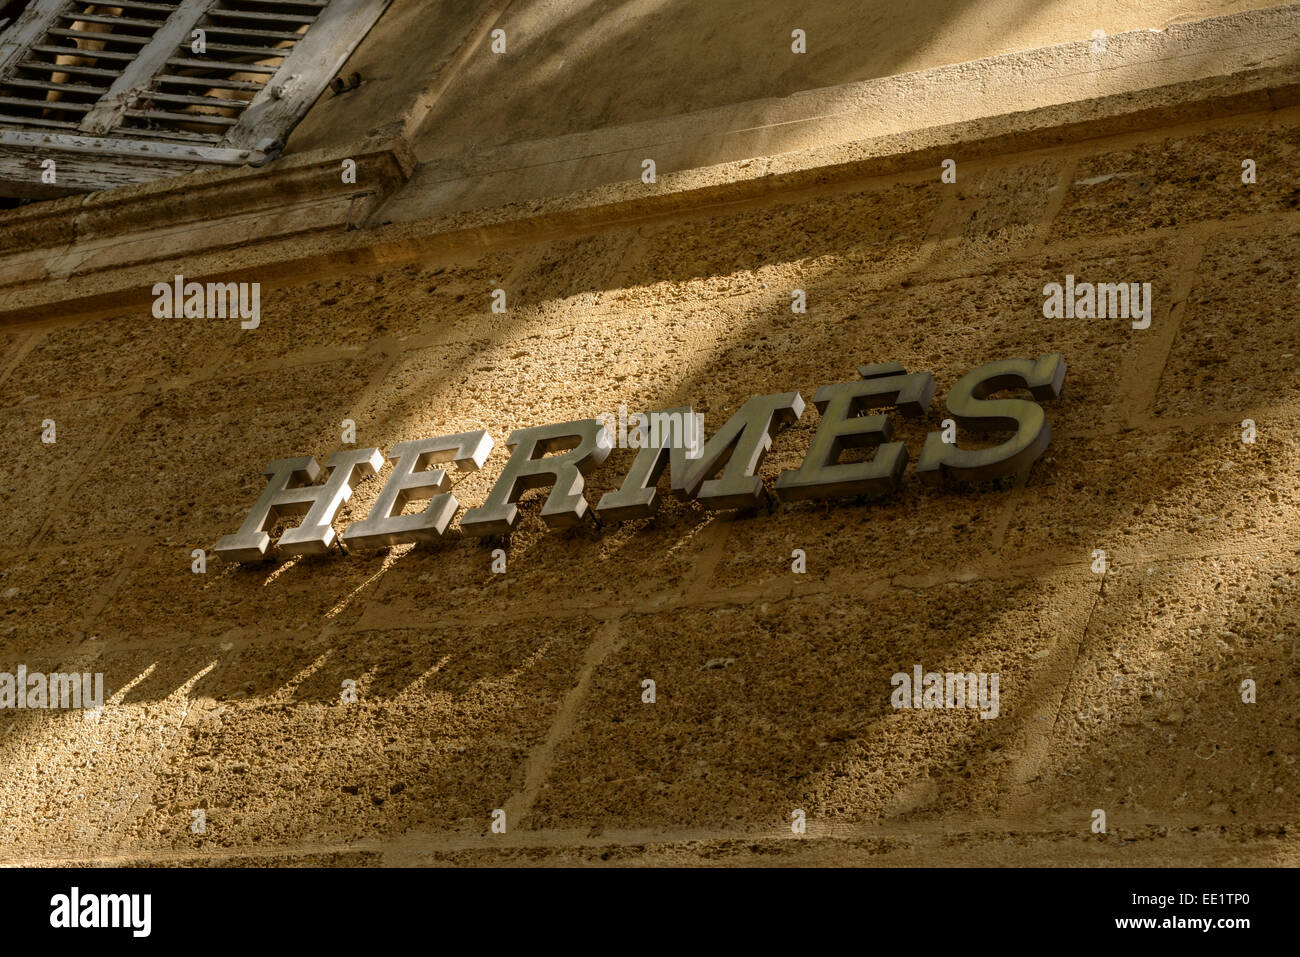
[214,449,383,562]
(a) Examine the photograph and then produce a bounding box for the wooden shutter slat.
[139,88,250,106]
[0,0,70,79]
[234,0,327,8]
[155,72,263,89]
[0,94,92,110]
[0,0,389,180]
[48,28,151,44]
[19,58,121,77]
[202,23,305,40]
[55,13,170,28]
[4,76,104,94]
[115,124,224,141]
[124,105,236,124]
[165,55,278,72]
[200,41,290,56]
[206,9,315,24]
[0,112,78,128]
[79,0,218,134]
[223,0,390,150]
[109,2,191,13]
[0,125,250,158]
[34,43,137,60]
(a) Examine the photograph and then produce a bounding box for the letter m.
[596,393,803,519]
[101,895,130,927]
[206,283,239,319]
[945,672,978,709]
[50,673,80,709]
[1097,282,1129,318]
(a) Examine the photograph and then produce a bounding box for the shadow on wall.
[2,113,1298,843]
[408,0,1263,155]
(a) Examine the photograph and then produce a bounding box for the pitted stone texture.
[217,253,518,372]
[1053,117,1300,241]
[93,543,392,642]
[42,357,383,547]
[930,158,1065,265]
[677,237,1181,437]
[0,643,195,856]
[0,545,133,657]
[0,394,131,547]
[527,578,1092,831]
[617,181,942,307]
[1155,223,1300,418]
[1001,415,1300,562]
[118,619,596,850]
[1024,554,1300,822]
[0,313,229,404]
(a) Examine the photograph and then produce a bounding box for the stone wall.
[0,100,1297,865]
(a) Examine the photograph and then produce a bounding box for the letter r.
[460,419,611,535]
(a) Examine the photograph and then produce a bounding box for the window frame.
[0,0,390,198]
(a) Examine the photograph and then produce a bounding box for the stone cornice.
[0,58,1296,328]
[0,136,414,318]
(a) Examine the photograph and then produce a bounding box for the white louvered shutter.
[0,0,387,189]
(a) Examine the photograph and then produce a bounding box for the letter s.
[916,353,1065,483]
